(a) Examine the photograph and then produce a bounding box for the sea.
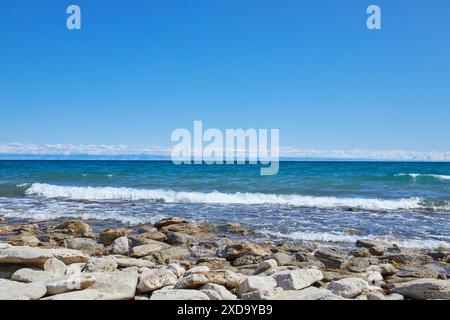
[1,160,449,249]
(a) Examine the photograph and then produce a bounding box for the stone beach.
[0,215,449,300]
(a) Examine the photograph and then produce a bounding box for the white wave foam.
[24,183,424,211]
[259,230,450,249]
[396,173,450,180]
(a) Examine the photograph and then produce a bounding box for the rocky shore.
[0,215,449,300]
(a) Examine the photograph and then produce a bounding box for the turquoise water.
[1,160,449,248]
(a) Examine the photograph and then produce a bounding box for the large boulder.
[175,270,244,289]
[238,276,277,295]
[67,238,105,256]
[0,279,47,300]
[0,246,89,265]
[217,242,272,261]
[390,279,450,300]
[42,270,139,300]
[327,277,369,298]
[110,236,129,255]
[137,269,178,292]
[272,268,323,290]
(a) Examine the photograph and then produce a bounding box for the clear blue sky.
[1,0,449,151]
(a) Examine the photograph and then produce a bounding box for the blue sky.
[1,0,450,157]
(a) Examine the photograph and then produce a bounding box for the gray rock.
[273,252,295,266]
[314,249,347,269]
[65,263,85,275]
[238,276,277,295]
[0,279,47,300]
[327,277,369,298]
[98,228,126,246]
[185,266,210,275]
[254,259,278,275]
[161,263,185,278]
[152,246,190,263]
[390,278,450,300]
[379,263,398,277]
[131,241,170,258]
[165,231,191,245]
[11,268,58,283]
[272,269,323,290]
[382,253,433,265]
[241,287,283,300]
[150,288,210,300]
[67,238,105,256]
[84,256,118,273]
[43,258,67,276]
[110,236,129,255]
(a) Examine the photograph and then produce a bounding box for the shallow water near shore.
[1,160,450,249]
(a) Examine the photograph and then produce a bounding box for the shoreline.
[1,215,449,300]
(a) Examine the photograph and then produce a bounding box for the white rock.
[175,270,244,289]
[367,291,386,300]
[110,236,129,255]
[185,266,210,275]
[327,277,369,298]
[113,257,155,269]
[200,283,237,300]
[386,293,404,300]
[269,287,344,300]
[11,268,58,283]
[84,256,118,273]
[390,278,450,300]
[137,269,178,292]
[0,279,47,300]
[46,274,96,295]
[366,271,383,286]
[131,241,170,258]
[238,276,277,295]
[0,243,12,249]
[43,258,67,276]
[254,259,278,275]
[0,246,89,265]
[65,263,85,275]
[241,287,283,300]
[42,270,138,300]
[272,268,323,290]
[150,289,210,300]
[161,263,185,278]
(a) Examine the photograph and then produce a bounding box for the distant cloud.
[1,143,450,161]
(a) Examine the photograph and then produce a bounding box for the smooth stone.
[150,288,210,300]
[0,279,47,300]
[110,236,129,255]
[366,271,383,286]
[11,268,58,283]
[379,263,398,277]
[0,246,89,265]
[385,293,404,300]
[367,291,386,300]
[238,276,277,295]
[46,274,96,295]
[0,243,12,249]
[137,269,178,292]
[272,269,323,290]
[390,278,450,300]
[200,283,237,300]
[327,277,369,298]
[42,270,139,300]
[83,257,118,273]
[43,258,67,276]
